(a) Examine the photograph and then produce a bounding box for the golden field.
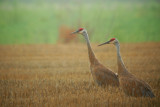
[0,43,160,107]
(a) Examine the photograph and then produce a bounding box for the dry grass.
[0,43,160,107]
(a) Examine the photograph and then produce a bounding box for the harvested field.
[0,43,160,107]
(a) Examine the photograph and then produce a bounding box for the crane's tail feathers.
[146,91,155,98]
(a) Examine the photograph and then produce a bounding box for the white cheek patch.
[79,29,85,34]
[79,31,83,33]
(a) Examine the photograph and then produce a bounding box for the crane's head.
[71,28,86,35]
[98,38,119,46]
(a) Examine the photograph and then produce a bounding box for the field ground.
[0,43,160,106]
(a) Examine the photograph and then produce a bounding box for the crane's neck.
[115,42,128,75]
[82,32,98,65]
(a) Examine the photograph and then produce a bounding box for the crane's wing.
[91,64,119,87]
[120,76,155,98]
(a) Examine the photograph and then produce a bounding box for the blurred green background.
[0,0,160,44]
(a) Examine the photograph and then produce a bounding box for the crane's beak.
[70,30,79,35]
[98,40,111,46]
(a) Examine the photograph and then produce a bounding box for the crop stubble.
[0,43,159,107]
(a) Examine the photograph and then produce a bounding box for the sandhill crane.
[98,38,155,98]
[71,28,119,87]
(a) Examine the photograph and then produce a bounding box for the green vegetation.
[0,0,160,44]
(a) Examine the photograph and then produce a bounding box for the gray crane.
[98,38,155,98]
[71,28,119,87]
